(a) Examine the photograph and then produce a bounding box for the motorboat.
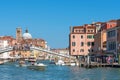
[27,55,47,70]
[27,62,47,70]
[56,60,65,66]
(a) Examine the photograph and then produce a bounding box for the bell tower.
[16,28,22,43]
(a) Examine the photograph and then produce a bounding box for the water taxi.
[27,55,47,70]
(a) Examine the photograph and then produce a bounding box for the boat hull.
[27,64,46,70]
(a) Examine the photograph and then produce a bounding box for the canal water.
[0,61,120,80]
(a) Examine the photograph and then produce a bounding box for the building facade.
[106,19,120,57]
[94,22,107,54]
[16,28,22,43]
[106,26,120,57]
[69,24,96,57]
[0,36,15,48]
[0,36,15,58]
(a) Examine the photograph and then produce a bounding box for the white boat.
[27,55,47,70]
[27,63,47,70]
[70,63,76,66]
[56,60,65,66]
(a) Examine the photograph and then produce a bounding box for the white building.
[0,40,8,48]
[0,37,11,58]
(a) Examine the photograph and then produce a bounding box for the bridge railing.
[0,47,13,53]
[30,46,76,59]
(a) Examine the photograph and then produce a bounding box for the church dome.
[23,29,32,39]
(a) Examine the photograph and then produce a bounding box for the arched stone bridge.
[0,46,75,59]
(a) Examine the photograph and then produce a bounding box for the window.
[81,42,84,46]
[87,35,94,39]
[72,42,76,46]
[80,49,84,52]
[73,35,75,39]
[82,30,84,32]
[91,30,94,32]
[88,49,94,52]
[87,35,92,39]
[88,30,90,32]
[108,41,116,50]
[91,49,94,52]
[92,35,94,38]
[88,30,94,33]
[91,42,94,46]
[73,49,75,52]
[81,35,83,39]
[88,49,90,52]
[103,41,106,48]
[87,42,91,46]
[107,30,116,38]
[75,30,78,32]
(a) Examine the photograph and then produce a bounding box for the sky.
[0,0,120,48]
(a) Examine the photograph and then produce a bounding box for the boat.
[27,63,47,70]
[19,60,26,67]
[27,55,47,70]
[55,60,65,66]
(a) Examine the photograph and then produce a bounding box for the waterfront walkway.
[79,62,120,68]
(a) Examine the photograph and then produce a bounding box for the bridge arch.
[0,46,75,59]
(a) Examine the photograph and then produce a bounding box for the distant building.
[16,28,22,43]
[23,29,32,39]
[106,19,120,29]
[69,24,96,57]
[0,28,47,58]
[0,36,15,48]
[16,28,46,48]
[0,36,15,58]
